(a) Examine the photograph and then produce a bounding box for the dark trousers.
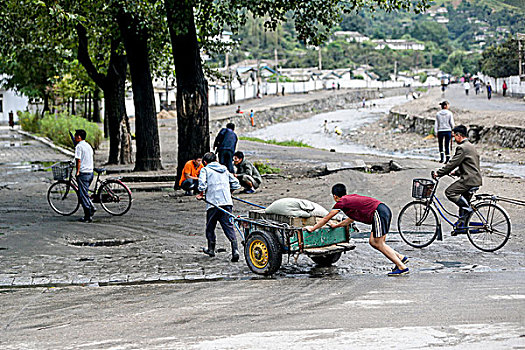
[218,149,234,173]
[437,131,452,156]
[206,205,236,244]
[77,172,94,217]
[181,179,198,193]
[445,180,473,204]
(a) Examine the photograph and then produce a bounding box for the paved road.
[1,272,524,349]
[444,84,525,112]
[1,97,525,348]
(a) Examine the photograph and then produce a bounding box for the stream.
[247,95,525,178]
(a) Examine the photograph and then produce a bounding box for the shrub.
[254,161,281,175]
[19,111,39,133]
[20,111,102,149]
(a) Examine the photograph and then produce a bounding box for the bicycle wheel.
[47,181,80,216]
[467,203,511,252]
[398,201,439,248]
[98,180,132,216]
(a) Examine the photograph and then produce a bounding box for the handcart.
[206,197,357,276]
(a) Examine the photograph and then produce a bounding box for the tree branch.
[76,23,106,89]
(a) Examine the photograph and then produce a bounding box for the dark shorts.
[371,203,392,238]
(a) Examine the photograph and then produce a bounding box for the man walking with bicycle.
[433,125,482,234]
[74,129,95,223]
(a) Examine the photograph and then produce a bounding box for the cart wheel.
[310,252,342,267]
[244,231,282,276]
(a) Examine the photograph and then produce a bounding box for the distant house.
[373,39,425,51]
[0,76,28,124]
[435,16,449,24]
[333,31,370,43]
[436,7,448,14]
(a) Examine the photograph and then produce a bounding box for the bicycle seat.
[469,186,480,194]
[94,167,106,174]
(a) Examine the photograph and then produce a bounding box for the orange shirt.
[179,160,203,186]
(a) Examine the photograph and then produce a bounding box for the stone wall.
[211,87,407,134]
[389,109,525,149]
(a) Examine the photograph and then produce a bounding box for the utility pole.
[274,48,279,96]
[394,60,398,81]
[318,46,322,71]
[518,33,525,81]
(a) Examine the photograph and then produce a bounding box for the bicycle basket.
[412,178,434,199]
[52,163,70,180]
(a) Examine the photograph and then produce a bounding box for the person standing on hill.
[213,122,238,173]
[435,101,455,164]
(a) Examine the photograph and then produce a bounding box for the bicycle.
[397,172,511,252]
[47,161,132,217]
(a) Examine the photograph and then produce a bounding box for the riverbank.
[343,86,525,166]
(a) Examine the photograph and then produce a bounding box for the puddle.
[69,239,135,247]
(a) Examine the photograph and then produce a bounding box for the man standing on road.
[213,123,238,173]
[233,151,262,194]
[197,152,241,262]
[433,125,482,234]
[305,184,409,276]
[74,129,95,223]
[502,80,508,97]
[486,82,492,100]
[463,80,470,96]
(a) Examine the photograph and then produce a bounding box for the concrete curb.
[17,129,75,157]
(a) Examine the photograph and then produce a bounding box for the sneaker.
[78,217,92,223]
[245,188,255,194]
[387,267,409,276]
[184,191,193,196]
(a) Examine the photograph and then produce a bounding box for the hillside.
[216,0,523,80]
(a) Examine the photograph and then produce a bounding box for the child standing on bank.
[305,184,409,276]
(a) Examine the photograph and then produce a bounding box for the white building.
[333,31,370,43]
[0,76,29,124]
[373,39,425,51]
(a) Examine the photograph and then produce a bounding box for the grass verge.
[240,136,312,148]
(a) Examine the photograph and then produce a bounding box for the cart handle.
[232,196,266,209]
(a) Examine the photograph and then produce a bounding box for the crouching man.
[233,151,262,194]
[196,152,241,262]
[305,184,409,276]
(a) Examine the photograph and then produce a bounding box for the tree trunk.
[165,0,209,183]
[117,10,162,171]
[42,92,50,117]
[71,98,76,115]
[76,24,128,164]
[93,87,101,123]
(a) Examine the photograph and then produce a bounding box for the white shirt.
[75,140,94,173]
[464,82,470,89]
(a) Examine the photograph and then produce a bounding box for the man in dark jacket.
[233,151,262,194]
[434,125,482,233]
[213,122,238,173]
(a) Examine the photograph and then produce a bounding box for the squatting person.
[74,129,95,223]
[196,152,241,262]
[177,155,203,195]
[305,184,409,276]
[433,125,482,234]
[233,151,262,194]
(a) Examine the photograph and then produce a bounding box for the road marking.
[343,299,413,307]
[488,295,525,300]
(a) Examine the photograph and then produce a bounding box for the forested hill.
[222,0,524,79]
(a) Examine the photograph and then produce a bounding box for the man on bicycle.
[74,129,95,223]
[433,125,482,233]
